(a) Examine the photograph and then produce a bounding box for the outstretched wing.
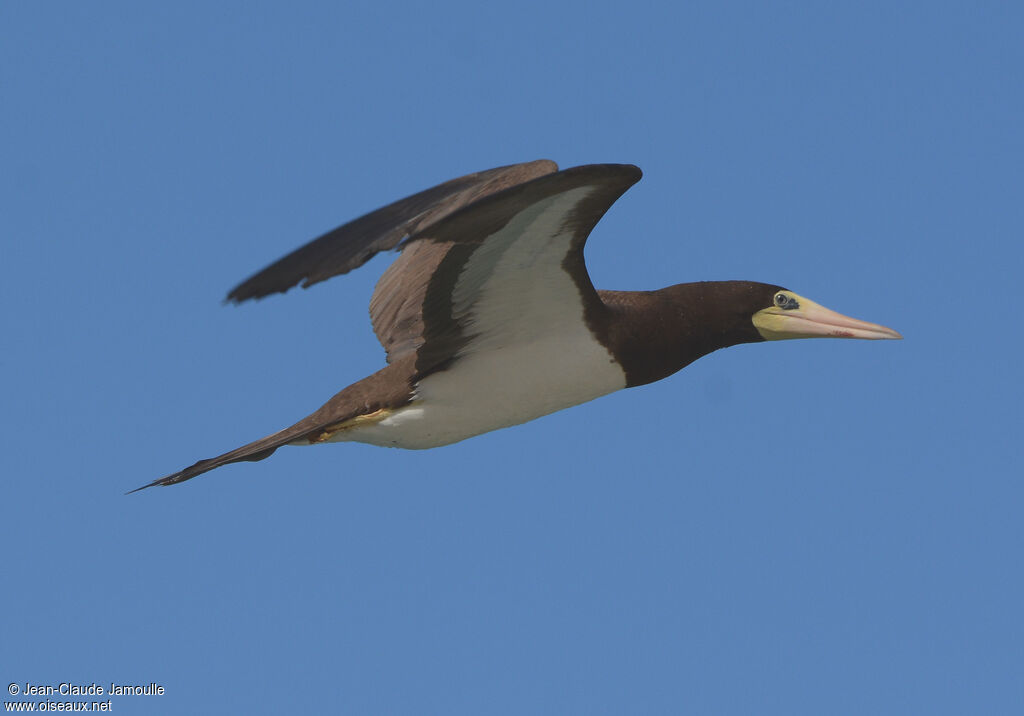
[226,160,558,303]
[369,164,643,372]
[135,163,643,491]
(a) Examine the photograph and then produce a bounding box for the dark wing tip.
[224,160,560,305]
[557,162,642,187]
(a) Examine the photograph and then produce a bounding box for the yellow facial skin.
[753,291,903,341]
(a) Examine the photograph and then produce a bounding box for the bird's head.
[602,281,901,387]
[749,287,902,341]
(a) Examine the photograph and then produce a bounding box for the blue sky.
[2,2,1021,714]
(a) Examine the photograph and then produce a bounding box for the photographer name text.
[17,683,164,697]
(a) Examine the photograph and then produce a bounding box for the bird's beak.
[753,292,903,341]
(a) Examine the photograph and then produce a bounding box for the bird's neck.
[597,282,762,387]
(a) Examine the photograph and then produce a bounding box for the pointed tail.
[128,424,314,493]
[130,362,412,493]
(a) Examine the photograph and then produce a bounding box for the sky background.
[2,2,1022,714]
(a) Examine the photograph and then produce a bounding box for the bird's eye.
[774,293,799,310]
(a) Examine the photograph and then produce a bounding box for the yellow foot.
[309,408,391,443]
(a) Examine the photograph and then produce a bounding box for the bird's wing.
[133,164,642,492]
[368,164,643,371]
[226,160,559,303]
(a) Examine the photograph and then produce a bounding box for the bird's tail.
[127,423,315,493]
[130,362,413,493]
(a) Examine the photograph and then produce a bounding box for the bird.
[133,160,901,492]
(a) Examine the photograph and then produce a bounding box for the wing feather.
[226,160,558,303]
[369,164,643,370]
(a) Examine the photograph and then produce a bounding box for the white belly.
[328,185,630,449]
[331,331,627,449]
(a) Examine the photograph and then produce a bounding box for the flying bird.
[134,160,900,491]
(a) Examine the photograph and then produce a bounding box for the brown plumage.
[227,160,559,303]
[134,161,899,492]
[599,282,784,387]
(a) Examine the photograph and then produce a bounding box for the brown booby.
[134,160,900,491]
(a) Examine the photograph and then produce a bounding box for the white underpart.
[331,186,628,449]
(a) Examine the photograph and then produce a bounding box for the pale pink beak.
[754,295,903,341]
